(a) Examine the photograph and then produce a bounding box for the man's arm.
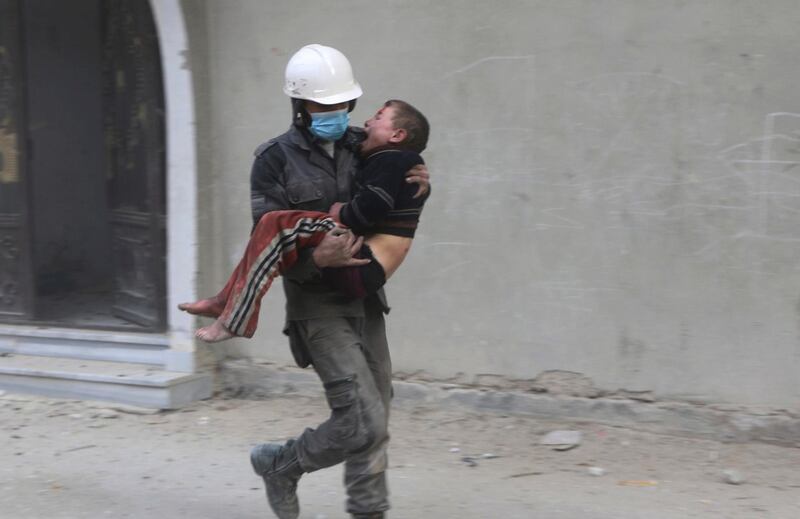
[250,143,289,224]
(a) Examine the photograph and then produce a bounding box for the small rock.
[541,430,582,450]
[481,453,498,459]
[722,469,745,485]
[588,467,607,477]
[460,456,478,467]
[69,414,83,420]
[449,447,461,453]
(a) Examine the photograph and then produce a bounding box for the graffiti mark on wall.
[718,113,800,165]
[441,54,537,80]
[564,72,687,184]
[717,113,800,238]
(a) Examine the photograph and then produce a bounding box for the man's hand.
[312,228,371,268]
[405,164,430,199]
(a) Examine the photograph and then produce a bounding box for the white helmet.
[283,44,363,105]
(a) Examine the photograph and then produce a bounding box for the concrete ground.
[1,391,799,519]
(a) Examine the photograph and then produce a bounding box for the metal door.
[0,0,34,320]
[102,0,166,329]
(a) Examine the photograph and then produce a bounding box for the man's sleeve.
[250,143,321,282]
[250,143,289,224]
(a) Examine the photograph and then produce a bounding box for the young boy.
[179,99,430,342]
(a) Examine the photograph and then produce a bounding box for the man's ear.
[389,128,407,145]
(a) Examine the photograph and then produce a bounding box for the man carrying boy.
[247,45,428,519]
[188,98,429,343]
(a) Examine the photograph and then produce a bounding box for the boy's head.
[361,99,429,155]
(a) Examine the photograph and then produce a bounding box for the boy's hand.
[312,228,371,268]
[405,164,430,199]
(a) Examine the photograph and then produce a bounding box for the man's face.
[361,105,402,155]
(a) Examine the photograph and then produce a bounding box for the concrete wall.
[182,0,800,407]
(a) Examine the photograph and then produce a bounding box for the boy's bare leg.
[196,318,234,343]
[177,297,225,318]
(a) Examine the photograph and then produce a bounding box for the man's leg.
[284,315,391,515]
[251,315,384,519]
[343,300,392,517]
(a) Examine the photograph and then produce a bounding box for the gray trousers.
[285,303,392,515]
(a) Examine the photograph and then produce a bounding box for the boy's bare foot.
[196,319,234,343]
[178,297,224,318]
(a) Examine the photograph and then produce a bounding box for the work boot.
[250,442,303,519]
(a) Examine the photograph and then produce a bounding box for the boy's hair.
[385,99,429,153]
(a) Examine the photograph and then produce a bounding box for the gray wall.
[183,0,800,407]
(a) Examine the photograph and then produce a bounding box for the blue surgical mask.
[309,108,350,141]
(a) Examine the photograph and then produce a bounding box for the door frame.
[149,0,199,372]
[0,0,199,373]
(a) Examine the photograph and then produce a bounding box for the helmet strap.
[291,98,311,127]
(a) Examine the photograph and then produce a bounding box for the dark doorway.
[0,0,166,331]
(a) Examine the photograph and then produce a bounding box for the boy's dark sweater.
[339,148,428,238]
[323,148,429,299]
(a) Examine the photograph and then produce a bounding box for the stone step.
[0,354,212,409]
[0,325,170,366]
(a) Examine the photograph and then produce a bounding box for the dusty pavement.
[1,391,799,519]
